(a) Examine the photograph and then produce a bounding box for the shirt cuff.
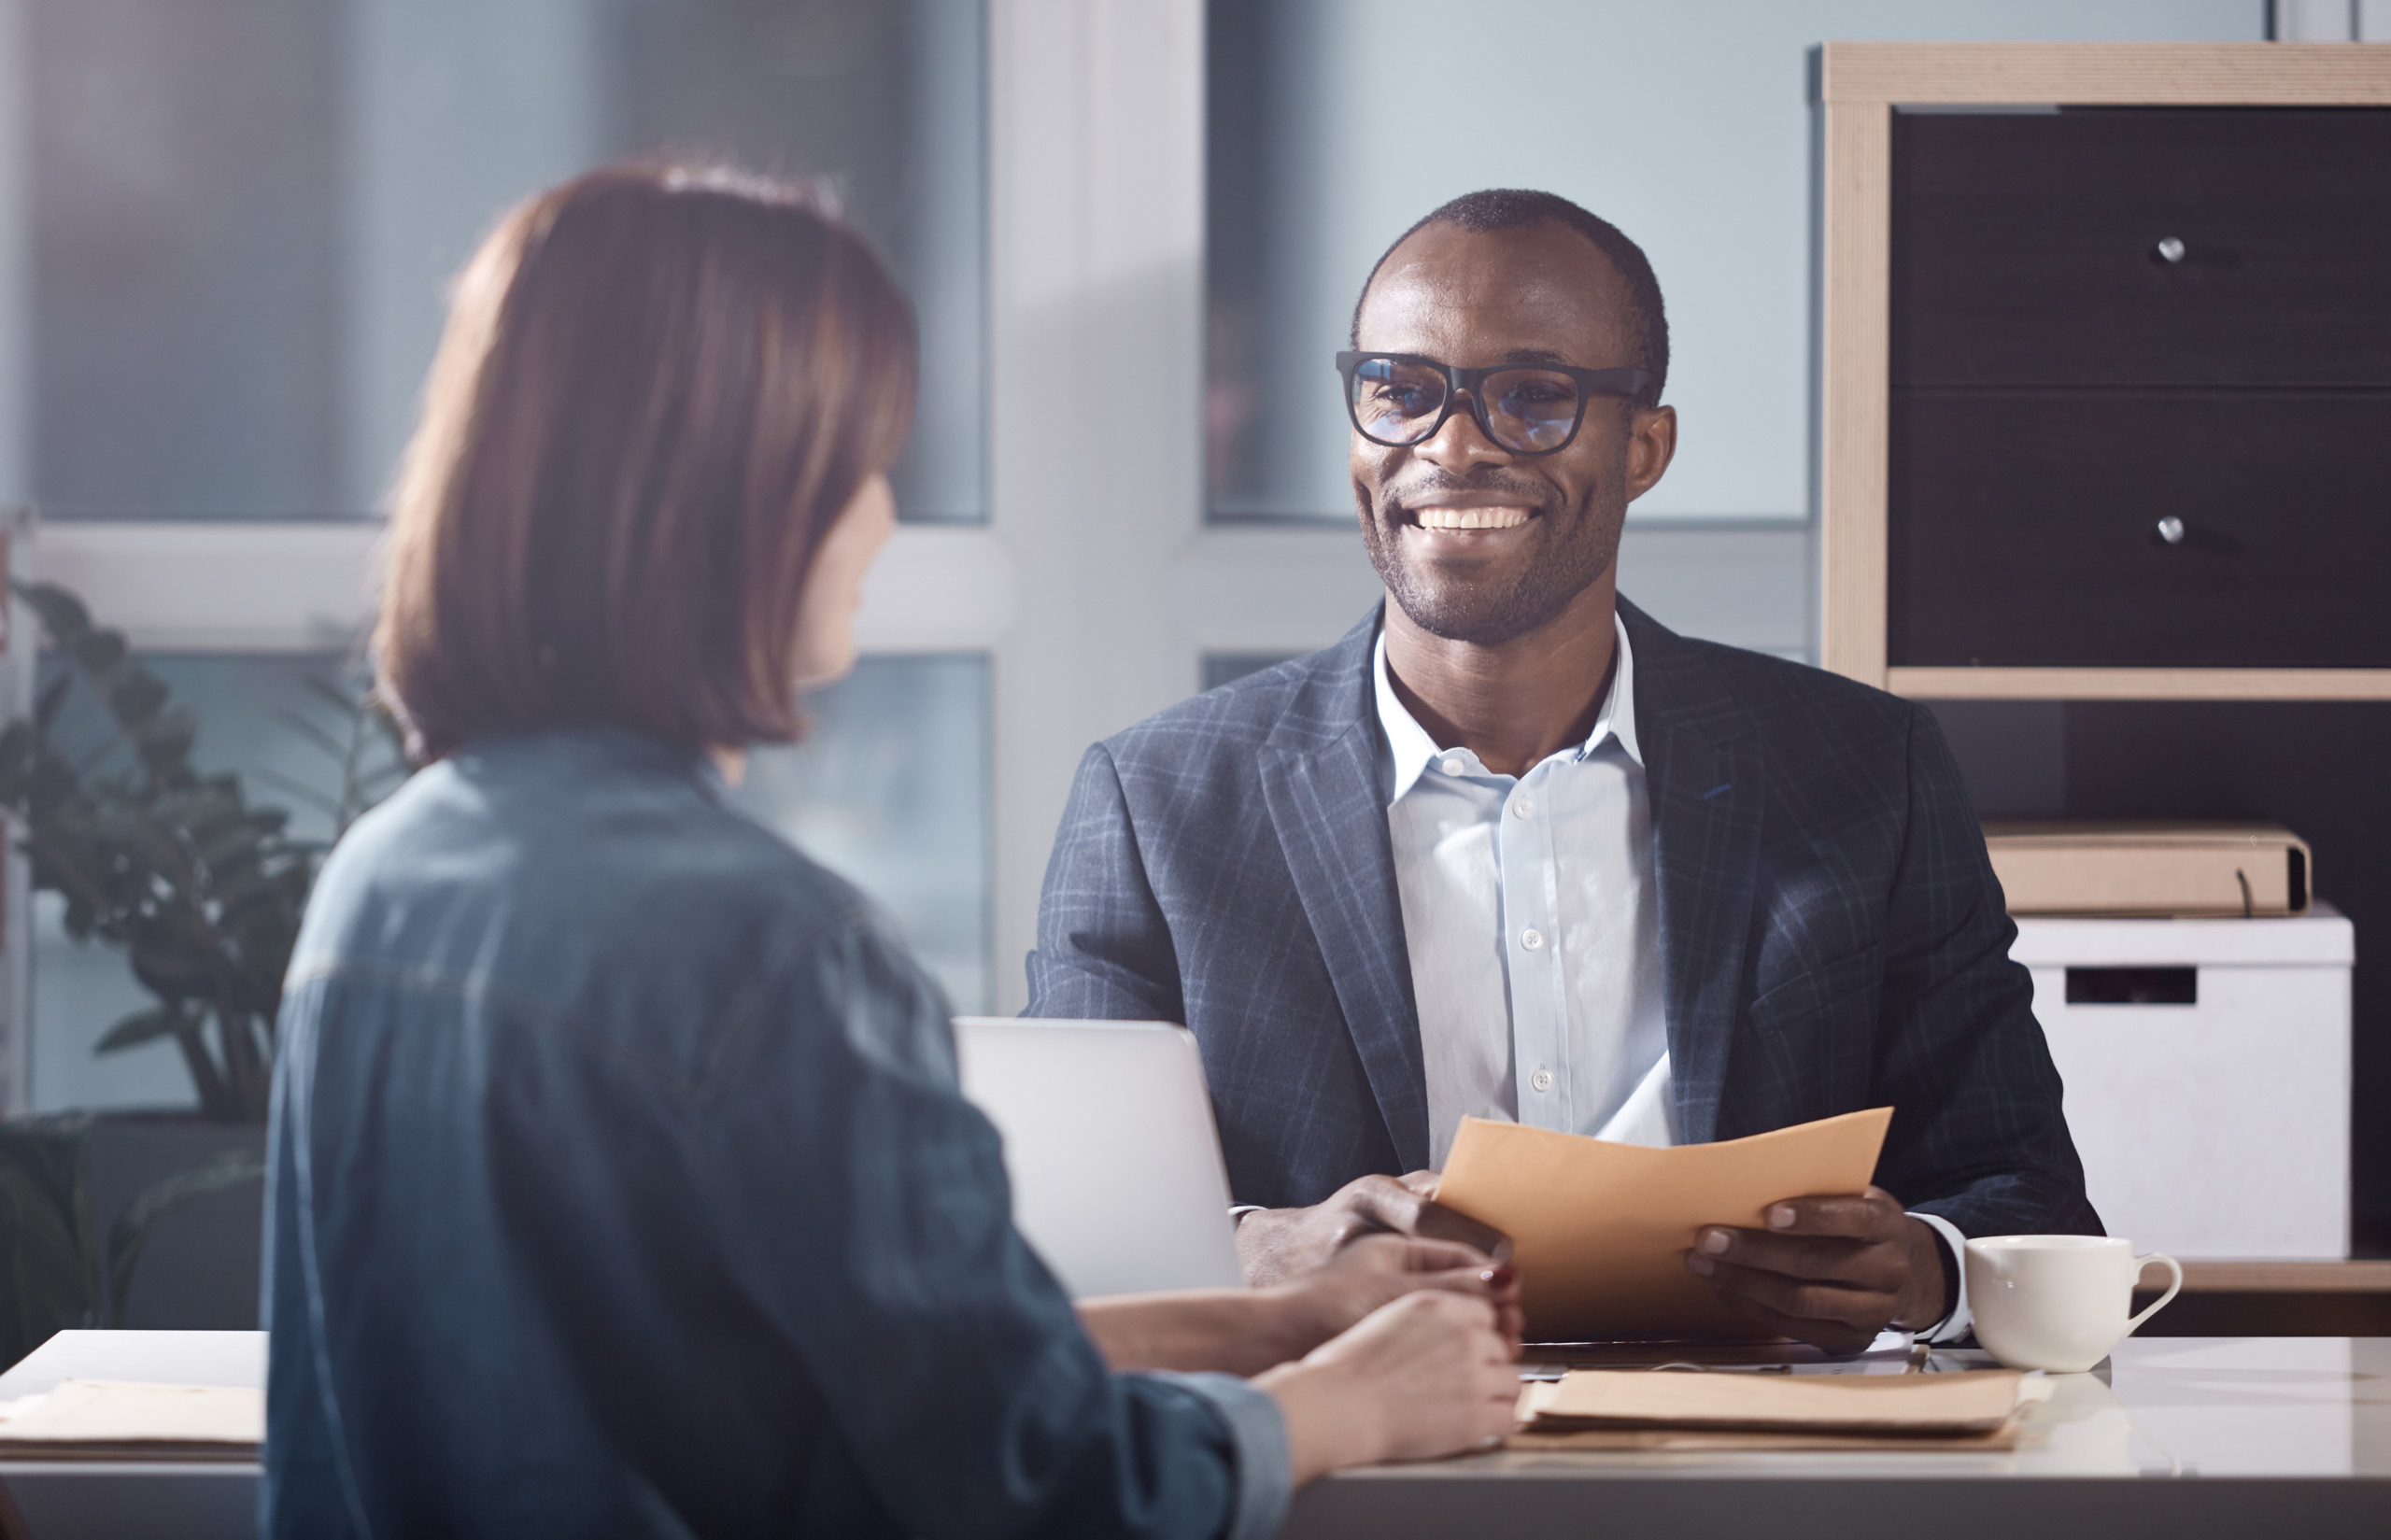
[1905,1210,1973,1344]
[1147,1370,1291,1540]
[1226,1205,1266,1224]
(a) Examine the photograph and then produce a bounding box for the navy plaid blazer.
[1026,598,2099,1242]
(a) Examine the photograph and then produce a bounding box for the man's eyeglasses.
[1335,351,1653,457]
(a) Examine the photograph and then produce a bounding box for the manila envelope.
[1433,1107,1892,1342]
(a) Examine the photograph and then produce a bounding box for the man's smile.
[1408,504,1534,530]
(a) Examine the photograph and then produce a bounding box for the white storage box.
[2011,902,2352,1261]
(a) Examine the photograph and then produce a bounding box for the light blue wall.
[1220,0,2266,527]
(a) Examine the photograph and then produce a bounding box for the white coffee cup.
[1963,1235,2183,1373]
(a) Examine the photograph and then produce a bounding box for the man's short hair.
[1350,188,1669,405]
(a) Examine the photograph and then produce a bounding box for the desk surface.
[1,1334,2384,1539]
[1295,1335,2391,1538]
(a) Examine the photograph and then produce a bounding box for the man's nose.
[1410,391,1512,473]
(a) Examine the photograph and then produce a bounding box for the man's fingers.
[1346,1174,1432,1236]
[1689,1253,1893,1331]
[1691,1226,1907,1291]
[1395,1169,1441,1198]
[1389,1236,1499,1273]
[1413,1200,1511,1261]
[1752,1188,1908,1240]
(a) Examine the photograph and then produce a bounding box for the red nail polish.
[1485,1264,1517,1290]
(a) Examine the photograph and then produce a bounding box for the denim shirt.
[262,730,1288,1539]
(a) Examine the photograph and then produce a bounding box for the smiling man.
[1028,189,2099,1352]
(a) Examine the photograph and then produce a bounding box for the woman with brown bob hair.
[263,165,1519,1539]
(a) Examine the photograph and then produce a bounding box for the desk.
[0,1334,2384,1539]
[0,1332,261,1540]
[1289,1336,2391,1539]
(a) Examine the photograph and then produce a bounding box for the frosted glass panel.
[1203,0,2263,524]
[17,0,985,522]
[30,651,995,1111]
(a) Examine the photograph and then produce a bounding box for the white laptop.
[952,1017,1245,1297]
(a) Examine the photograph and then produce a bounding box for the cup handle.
[2123,1252,2183,1337]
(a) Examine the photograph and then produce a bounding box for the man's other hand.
[1235,1171,1507,1288]
[1683,1186,1955,1355]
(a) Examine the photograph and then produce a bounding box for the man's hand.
[1235,1171,1507,1287]
[1683,1186,1955,1355]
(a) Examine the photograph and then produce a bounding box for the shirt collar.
[1374,612,1642,805]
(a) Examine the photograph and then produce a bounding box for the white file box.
[2011,903,2353,1260]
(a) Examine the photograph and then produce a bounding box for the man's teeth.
[1413,506,1531,530]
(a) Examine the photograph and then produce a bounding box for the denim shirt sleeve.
[1142,1373,1292,1540]
[674,906,1276,1539]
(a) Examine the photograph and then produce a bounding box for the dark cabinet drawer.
[1892,108,2391,388]
[1888,389,2391,669]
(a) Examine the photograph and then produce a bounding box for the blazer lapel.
[1622,599,1765,1147]
[1257,610,1430,1173]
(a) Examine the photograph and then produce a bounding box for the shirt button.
[1511,797,1535,819]
[1521,928,1545,951]
[1531,1069,1555,1093]
[1439,756,1465,776]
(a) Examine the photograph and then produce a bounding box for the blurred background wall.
[0,0,2271,1111]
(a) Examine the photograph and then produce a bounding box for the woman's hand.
[1075,1232,1520,1378]
[1267,1233,1523,1360]
[1254,1292,1521,1482]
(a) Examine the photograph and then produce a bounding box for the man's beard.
[1357,476,1622,647]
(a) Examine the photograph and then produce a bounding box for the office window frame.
[0,0,1410,1111]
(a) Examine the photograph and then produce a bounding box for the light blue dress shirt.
[1374,619,1973,1343]
[1376,615,1670,1170]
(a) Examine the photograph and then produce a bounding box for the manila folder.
[1435,1107,1893,1341]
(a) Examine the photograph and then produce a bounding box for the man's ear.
[1625,403,1677,502]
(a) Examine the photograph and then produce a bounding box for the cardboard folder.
[1508,1369,2047,1452]
[1525,1368,2028,1433]
[1434,1108,1892,1341]
[1982,820,2311,917]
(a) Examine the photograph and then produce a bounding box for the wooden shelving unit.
[1818,42,2391,701]
[2155,1260,2391,1293]
[1819,48,2391,1315]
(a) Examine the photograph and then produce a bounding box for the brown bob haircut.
[375,164,916,761]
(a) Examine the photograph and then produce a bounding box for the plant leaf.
[17,582,92,646]
[273,709,353,765]
[93,1008,184,1054]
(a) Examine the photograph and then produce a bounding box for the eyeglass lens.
[1350,359,1583,453]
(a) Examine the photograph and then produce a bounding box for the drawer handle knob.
[2156,236,2186,263]
[2157,516,2186,544]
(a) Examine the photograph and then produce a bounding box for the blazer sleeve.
[1868,706,2102,1241]
[1025,742,1188,1024]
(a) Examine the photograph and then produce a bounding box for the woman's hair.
[374,164,916,760]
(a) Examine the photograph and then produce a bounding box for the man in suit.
[1028,188,2096,1352]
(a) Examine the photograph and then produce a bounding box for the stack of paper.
[0,1379,262,1462]
[1512,1368,2051,1452]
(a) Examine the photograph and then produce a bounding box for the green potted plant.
[0,582,405,1363]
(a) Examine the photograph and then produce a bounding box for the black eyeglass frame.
[1334,350,1655,457]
